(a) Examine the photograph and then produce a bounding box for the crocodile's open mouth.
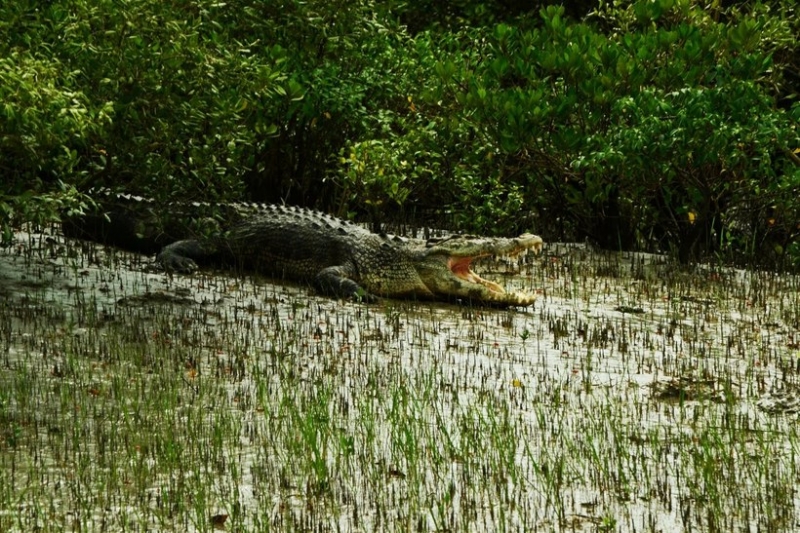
[449,256,506,294]
[422,232,544,305]
[451,234,543,294]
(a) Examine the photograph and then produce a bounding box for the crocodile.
[64,196,543,306]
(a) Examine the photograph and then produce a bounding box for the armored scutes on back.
[64,196,544,306]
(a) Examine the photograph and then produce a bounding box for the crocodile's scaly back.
[230,206,435,296]
[160,205,439,299]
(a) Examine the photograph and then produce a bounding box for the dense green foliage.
[1,0,798,266]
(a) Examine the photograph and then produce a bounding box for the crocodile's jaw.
[420,233,543,306]
[438,256,537,306]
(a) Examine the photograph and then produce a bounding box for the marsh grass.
[1,232,799,531]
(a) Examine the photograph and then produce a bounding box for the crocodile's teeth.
[490,290,537,306]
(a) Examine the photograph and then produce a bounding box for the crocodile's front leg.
[157,239,219,272]
[315,265,376,302]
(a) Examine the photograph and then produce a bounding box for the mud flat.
[1,229,799,532]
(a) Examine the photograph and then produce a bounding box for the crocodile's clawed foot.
[157,253,198,274]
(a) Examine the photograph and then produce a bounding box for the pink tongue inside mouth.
[449,257,505,294]
[449,257,474,278]
[445,255,514,297]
